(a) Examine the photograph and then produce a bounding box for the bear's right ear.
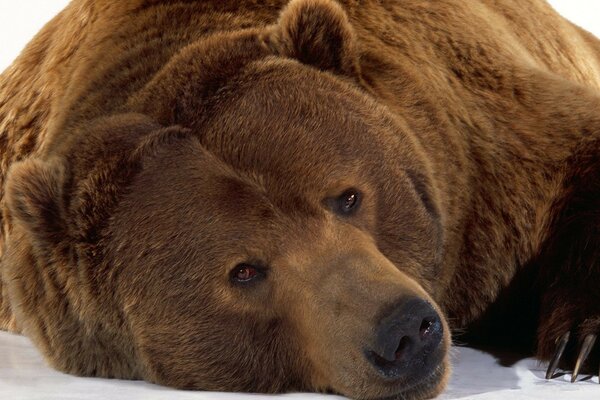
[5,158,67,249]
[264,0,361,78]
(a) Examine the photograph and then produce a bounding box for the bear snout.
[367,296,445,382]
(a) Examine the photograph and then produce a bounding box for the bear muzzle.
[366,296,445,382]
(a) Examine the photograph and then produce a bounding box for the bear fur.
[0,0,599,399]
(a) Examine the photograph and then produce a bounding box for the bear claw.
[571,334,596,383]
[545,332,598,382]
[545,332,570,380]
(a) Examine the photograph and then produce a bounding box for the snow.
[1,331,597,400]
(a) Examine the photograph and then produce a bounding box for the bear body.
[0,1,599,399]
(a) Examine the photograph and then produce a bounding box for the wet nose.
[367,296,444,380]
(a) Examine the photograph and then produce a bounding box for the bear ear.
[265,0,361,78]
[5,158,67,247]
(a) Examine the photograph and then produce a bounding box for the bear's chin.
[363,362,447,400]
[352,360,449,400]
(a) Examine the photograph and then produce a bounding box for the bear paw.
[539,303,600,382]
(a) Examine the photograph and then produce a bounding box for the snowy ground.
[1,331,598,400]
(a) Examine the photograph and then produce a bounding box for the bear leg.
[537,138,600,382]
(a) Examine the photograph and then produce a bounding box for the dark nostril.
[419,317,434,340]
[394,336,411,361]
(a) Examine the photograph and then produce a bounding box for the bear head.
[4,0,450,399]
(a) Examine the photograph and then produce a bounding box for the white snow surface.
[1,331,598,400]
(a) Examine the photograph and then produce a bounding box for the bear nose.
[367,296,443,380]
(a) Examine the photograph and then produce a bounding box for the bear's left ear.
[5,158,67,250]
[264,0,361,78]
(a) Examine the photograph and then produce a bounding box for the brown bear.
[0,0,599,399]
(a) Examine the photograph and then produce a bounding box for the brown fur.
[1,0,599,399]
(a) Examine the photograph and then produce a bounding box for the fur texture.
[0,0,599,399]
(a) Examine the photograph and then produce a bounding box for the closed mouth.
[368,361,446,400]
[365,342,445,382]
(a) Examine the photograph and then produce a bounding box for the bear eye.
[336,189,361,215]
[230,263,264,284]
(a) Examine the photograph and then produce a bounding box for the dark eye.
[230,264,264,284]
[336,189,361,215]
